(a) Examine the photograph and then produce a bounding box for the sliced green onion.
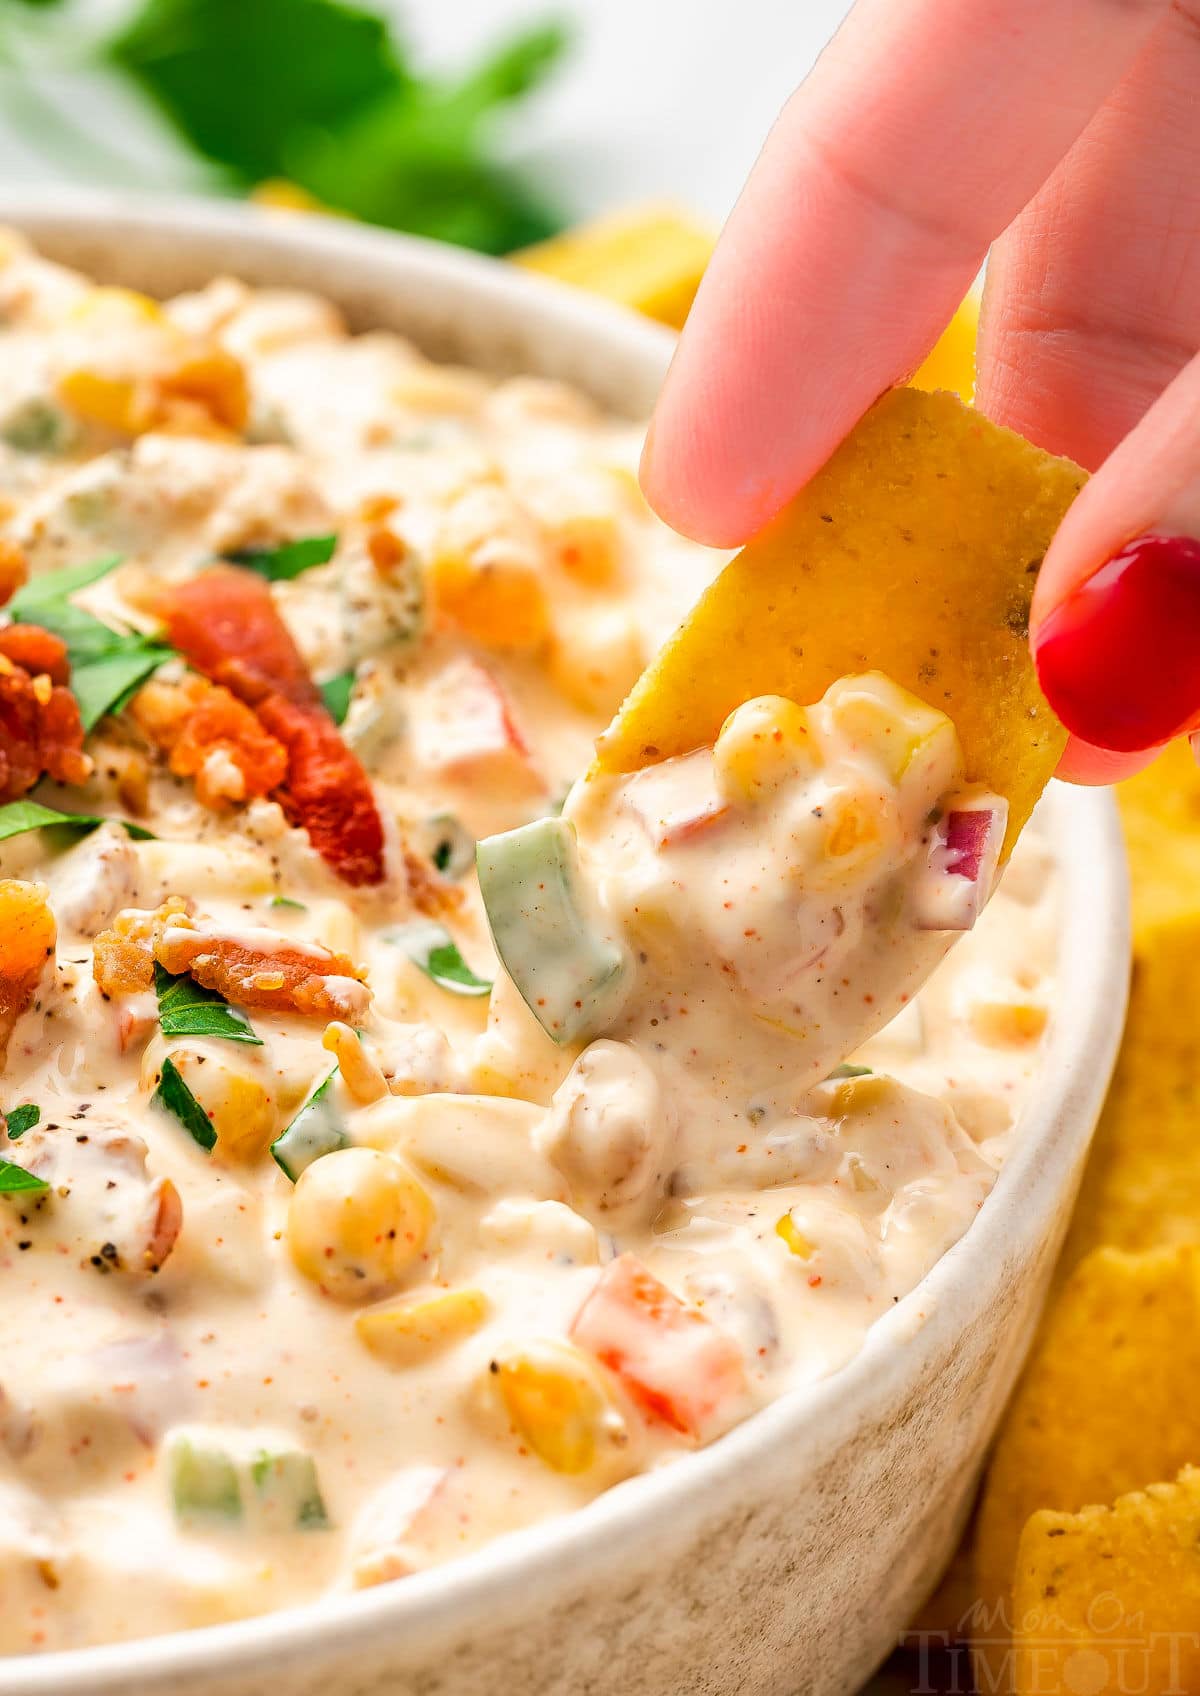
[250,1449,330,1530]
[271,1069,346,1182]
[154,963,261,1046]
[269,895,307,913]
[389,920,491,997]
[418,813,474,881]
[152,1057,216,1153]
[827,1063,873,1080]
[169,1437,242,1523]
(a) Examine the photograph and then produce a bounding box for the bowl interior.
[0,193,1131,1694]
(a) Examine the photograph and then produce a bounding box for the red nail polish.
[1034,534,1200,752]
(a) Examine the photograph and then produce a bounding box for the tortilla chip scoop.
[595,387,1084,858]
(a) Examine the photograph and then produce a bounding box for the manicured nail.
[1034,534,1200,752]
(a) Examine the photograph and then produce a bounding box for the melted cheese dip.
[0,233,1056,1653]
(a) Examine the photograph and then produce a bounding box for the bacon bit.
[130,674,288,811]
[0,542,29,609]
[0,880,55,1057]
[93,897,190,997]
[159,568,386,884]
[0,642,91,802]
[155,923,370,1021]
[145,1178,183,1272]
[402,846,463,920]
[256,696,385,887]
[159,566,317,708]
[0,624,68,685]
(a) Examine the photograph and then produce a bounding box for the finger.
[1055,735,1160,786]
[1031,351,1200,755]
[640,0,1169,547]
[978,0,1200,471]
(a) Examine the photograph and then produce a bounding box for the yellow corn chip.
[912,291,980,402]
[974,1244,1200,1635]
[1011,1467,1200,1696]
[1118,738,1200,937]
[515,205,714,330]
[595,387,1083,856]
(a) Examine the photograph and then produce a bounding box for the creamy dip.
[0,231,1056,1653]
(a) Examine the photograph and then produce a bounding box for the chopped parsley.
[0,1158,48,1194]
[154,963,261,1045]
[3,1104,40,1140]
[222,533,338,581]
[0,800,154,844]
[389,920,492,997]
[319,669,354,725]
[152,1056,217,1152]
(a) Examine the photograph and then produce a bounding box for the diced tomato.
[411,657,540,790]
[622,750,730,849]
[160,567,386,885]
[0,625,70,686]
[570,1254,746,1439]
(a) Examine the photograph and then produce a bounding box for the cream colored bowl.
[0,193,1130,1696]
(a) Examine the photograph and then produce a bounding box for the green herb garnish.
[0,1158,48,1194]
[154,963,261,1046]
[223,533,338,581]
[4,1105,40,1140]
[319,669,354,725]
[389,920,492,997]
[152,1056,217,1152]
[9,554,173,730]
[270,895,307,913]
[0,800,154,844]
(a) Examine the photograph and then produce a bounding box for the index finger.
[640,0,1169,548]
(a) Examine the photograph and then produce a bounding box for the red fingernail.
[1034,534,1200,752]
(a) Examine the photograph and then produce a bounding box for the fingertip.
[638,409,766,549]
[1053,734,1160,786]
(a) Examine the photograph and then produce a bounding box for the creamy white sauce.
[0,233,1056,1653]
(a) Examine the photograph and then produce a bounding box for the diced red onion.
[912,798,1008,931]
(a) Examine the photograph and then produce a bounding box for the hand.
[639,0,1200,783]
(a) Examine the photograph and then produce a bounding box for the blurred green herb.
[106,0,566,251]
[0,0,571,255]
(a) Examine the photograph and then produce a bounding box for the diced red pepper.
[570,1254,746,1439]
[159,567,386,886]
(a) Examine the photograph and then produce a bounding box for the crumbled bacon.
[0,625,68,685]
[0,880,55,1057]
[155,922,369,1020]
[256,695,386,888]
[93,897,190,997]
[0,543,29,610]
[0,655,91,802]
[130,674,288,811]
[402,846,463,920]
[158,567,386,884]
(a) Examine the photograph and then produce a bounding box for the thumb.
[1031,350,1200,783]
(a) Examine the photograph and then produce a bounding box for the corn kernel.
[67,286,165,329]
[162,1045,277,1163]
[57,369,149,435]
[548,605,644,716]
[713,695,816,804]
[288,1147,434,1303]
[969,998,1048,1047]
[430,550,548,651]
[356,1287,490,1366]
[489,1340,616,1475]
[822,672,961,797]
[323,1020,388,1105]
[776,1213,814,1258]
